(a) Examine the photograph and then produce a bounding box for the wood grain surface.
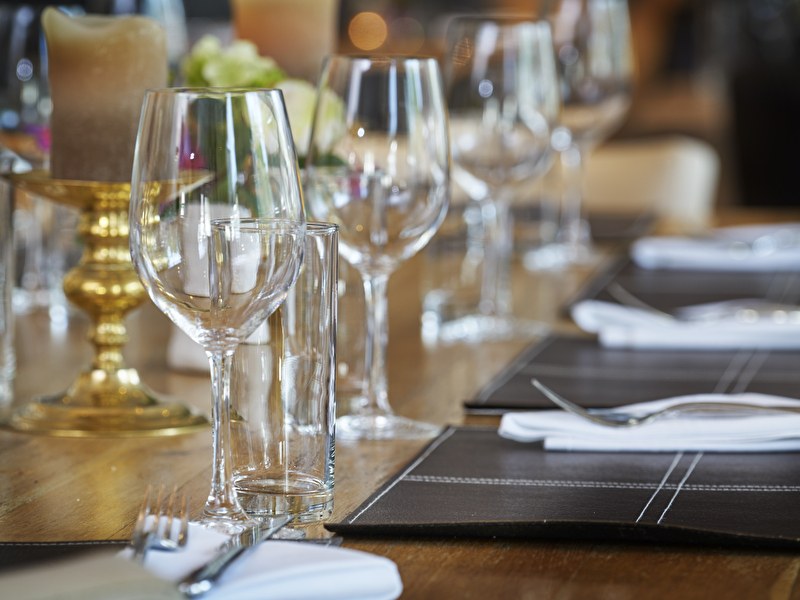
[3,208,800,599]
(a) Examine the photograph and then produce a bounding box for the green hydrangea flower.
[181,36,344,159]
[182,35,285,88]
[276,78,345,156]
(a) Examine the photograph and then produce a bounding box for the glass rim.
[209,217,304,231]
[446,13,552,28]
[324,54,440,67]
[306,221,339,235]
[142,87,286,99]
[207,218,338,235]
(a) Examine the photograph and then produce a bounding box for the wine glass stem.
[479,196,513,317]
[558,142,589,255]
[359,273,392,417]
[205,349,248,520]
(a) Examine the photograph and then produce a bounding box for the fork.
[606,282,800,324]
[130,484,190,563]
[530,378,800,428]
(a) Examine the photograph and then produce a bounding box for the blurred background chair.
[583,135,720,233]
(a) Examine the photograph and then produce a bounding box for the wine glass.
[304,56,450,440]
[443,16,560,342]
[546,0,634,264]
[129,88,305,531]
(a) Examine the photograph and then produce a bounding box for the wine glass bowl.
[305,56,449,440]
[547,0,634,262]
[130,88,305,530]
[439,16,560,341]
[552,0,632,149]
[447,18,558,191]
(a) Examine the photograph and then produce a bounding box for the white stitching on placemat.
[683,484,800,491]
[657,452,704,524]
[635,452,684,523]
[404,475,661,489]
[402,474,800,493]
[347,428,457,524]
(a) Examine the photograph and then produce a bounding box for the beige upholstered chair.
[583,135,720,233]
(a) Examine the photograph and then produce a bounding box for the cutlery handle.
[178,544,252,598]
[177,515,291,598]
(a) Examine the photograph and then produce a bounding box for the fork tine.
[131,484,190,562]
[131,484,156,563]
[176,492,190,548]
[161,485,177,546]
[531,378,632,428]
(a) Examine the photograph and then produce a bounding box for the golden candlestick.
[7,170,207,437]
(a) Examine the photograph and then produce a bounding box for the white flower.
[277,79,345,157]
[182,36,345,158]
[182,35,284,88]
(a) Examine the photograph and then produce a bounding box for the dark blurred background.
[3,0,800,209]
[181,0,800,211]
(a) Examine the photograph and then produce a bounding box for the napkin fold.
[631,223,800,271]
[1,525,402,600]
[499,393,800,452]
[142,524,402,600]
[571,299,800,349]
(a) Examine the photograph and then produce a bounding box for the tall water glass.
[546,0,633,264]
[130,88,305,531]
[232,222,337,524]
[0,163,15,410]
[305,56,450,440]
[441,16,560,342]
[0,3,79,318]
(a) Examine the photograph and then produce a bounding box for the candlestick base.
[6,170,208,437]
[10,368,207,437]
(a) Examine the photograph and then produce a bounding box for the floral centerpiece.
[181,36,344,161]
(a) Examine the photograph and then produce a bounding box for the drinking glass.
[130,88,305,531]
[442,16,560,342]
[0,3,79,319]
[546,0,634,264]
[304,56,449,440]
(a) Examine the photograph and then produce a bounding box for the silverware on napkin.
[177,515,292,598]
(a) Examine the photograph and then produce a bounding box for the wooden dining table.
[2,207,800,599]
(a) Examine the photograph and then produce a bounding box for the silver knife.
[177,514,292,598]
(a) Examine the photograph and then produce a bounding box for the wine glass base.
[523,241,599,271]
[7,370,208,437]
[197,507,254,535]
[427,313,549,344]
[336,414,441,441]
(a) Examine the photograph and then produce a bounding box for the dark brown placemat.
[429,210,655,256]
[327,427,800,548]
[571,259,800,314]
[0,541,126,571]
[465,335,800,412]
[466,257,800,413]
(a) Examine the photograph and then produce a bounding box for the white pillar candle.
[42,8,167,182]
[231,0,338,83]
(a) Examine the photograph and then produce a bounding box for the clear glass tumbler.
[231,222,338,524]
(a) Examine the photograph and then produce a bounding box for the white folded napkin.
[571,299,800,349]
[1,526,402,600]
[0,551,180,600]
[631,223,800,271]
[499,393,800,452]
[140,524,402,600]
